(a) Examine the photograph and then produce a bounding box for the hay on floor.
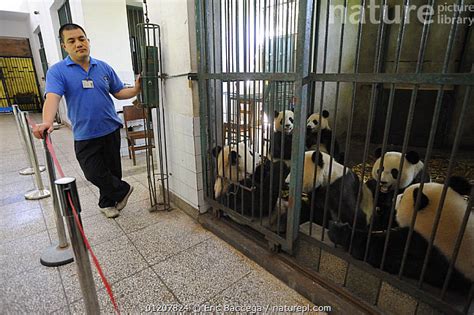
[352,155,474,184]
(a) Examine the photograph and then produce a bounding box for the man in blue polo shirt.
[33,23,140,218]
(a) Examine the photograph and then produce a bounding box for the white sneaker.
[116,185,134,211]
[100,207,120,218]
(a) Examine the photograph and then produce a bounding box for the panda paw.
[328,220,351,248]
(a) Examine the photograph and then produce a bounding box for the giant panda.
[305,110,343,163]
[370,148,429,194]
[285,150,375,228]
[328,176,473,295]
[224,159,290,231]
[270,110,294,163]
[367,148,431,229]
[212,142,261,199]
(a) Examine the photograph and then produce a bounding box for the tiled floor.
[0,113,313,314]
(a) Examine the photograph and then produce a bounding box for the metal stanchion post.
[40,133,74,267]
[55,177,100,314]
[12,105,46,175]
[20,111,50,200]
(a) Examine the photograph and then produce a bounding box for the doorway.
[0,37,42,112]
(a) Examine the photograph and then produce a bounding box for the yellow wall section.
[0,57,41,109]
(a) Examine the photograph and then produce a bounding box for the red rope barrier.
[45,137,65,178]
[26,116,120,314]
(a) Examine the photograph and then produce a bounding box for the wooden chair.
[123,105,154,165]
[223,98,262,145]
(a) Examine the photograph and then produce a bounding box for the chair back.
[123,105,146,128]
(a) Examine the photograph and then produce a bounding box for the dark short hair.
[59,23,87,43]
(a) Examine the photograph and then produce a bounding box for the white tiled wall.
[160,103,208,212]
[156,102,200,208]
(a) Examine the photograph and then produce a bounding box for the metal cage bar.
[379,0,435,272]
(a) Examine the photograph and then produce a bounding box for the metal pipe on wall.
[136,21,171,212]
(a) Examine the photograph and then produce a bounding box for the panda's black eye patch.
[313,120,318,125]
[289,117,294,123]
[280,118,283,126]
[391,169,399,179]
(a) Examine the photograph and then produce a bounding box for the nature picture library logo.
[436,3,474,25]
[328,2,474,26]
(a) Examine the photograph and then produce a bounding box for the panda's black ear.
[274,110,280,117]
[322,110,329,118]
[374,147,383,159]
[448,176,471,196]
[413,187,429,211]
[211,146,222,157]
[312,151,324,168]
[230,151,238,165]
[406,151,420,164]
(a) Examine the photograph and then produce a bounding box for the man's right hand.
[33,122,53,139]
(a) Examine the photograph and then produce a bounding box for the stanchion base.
[19,167,35,175]
[24,189,51,200]
[40,243,74,267]
[19,166,46,175]
[148,203,171,212]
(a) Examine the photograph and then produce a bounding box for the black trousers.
[74,128,130,208]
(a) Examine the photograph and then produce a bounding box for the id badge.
[82,79,94,89]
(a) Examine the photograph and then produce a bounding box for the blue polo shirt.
[45,56,124,141]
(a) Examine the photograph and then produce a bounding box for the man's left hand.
[113,75,142,100]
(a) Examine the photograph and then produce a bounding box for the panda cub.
[329,176,473,295]
[224,159,290,230]
[286,150,374,228]
[370,148,429,194]
[212,142,261,199]
[270,110,294,163]
[305,110,342,163]
[367,148,431,229]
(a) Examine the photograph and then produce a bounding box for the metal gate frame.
[196,0,474,313]
[0,56,43,111]
[196,0,313,253]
